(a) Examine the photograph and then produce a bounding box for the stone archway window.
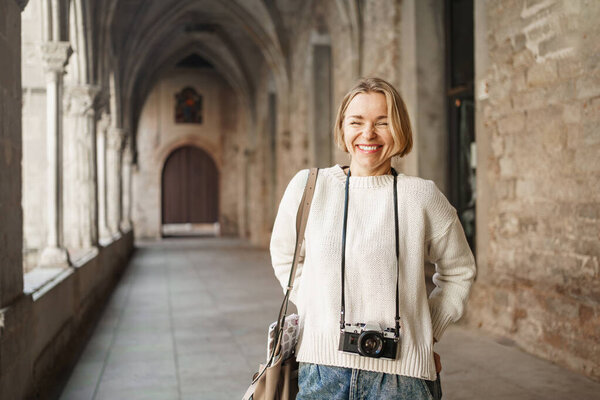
[175,86,203,123]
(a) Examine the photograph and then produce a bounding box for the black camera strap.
[340,166,401,340]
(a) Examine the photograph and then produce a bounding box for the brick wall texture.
[466,0,600,379]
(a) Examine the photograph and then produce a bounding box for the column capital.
[64,84,101,117]
[13,0,29,11]
[41,42,73,75]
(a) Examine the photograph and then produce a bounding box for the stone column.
[63,84,99,250]
[39,41,72,267]
[96,113,111,241]
[87,94,100,247]
[107,126,125,236]
[120,136,133,232]
[1,0,27,308]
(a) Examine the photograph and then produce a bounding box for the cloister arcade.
[0,0,599,398]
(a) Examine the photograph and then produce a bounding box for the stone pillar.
[39,41,72,267]
[63,84,99,251]
[107,126,125,236]
[120,136,133,232]
[0,0,26,307]
[87,95,100,247]
[96,113,111,241]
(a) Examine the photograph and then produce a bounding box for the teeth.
[358,145,379,151]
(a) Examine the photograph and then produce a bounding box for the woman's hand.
[433,351,442,374]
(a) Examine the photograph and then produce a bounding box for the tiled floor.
[59,238,600,400]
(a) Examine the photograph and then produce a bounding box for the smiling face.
[343,92,396,176]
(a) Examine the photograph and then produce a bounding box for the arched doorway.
[161,146,219,237]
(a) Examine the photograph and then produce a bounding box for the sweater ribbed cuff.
[430,306,454,342]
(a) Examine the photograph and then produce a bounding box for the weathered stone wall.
[219,84,242,237]
[133,68,241,239]
[0,0,24,307]
[247,67,272,246]
[467,0,600,380]
[361,0,402,84]
[0,231,134,400]
[0,1,29,398]
[413,0,447,189]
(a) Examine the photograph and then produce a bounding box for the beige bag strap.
[277,168,319,328]
[242,168,319,400]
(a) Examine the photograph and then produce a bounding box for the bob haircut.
[334,77,413,158]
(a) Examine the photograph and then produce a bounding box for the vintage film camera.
[338,322,399,359]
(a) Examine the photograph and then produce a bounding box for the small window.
[175,87,203,123]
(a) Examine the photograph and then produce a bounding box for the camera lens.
[357,331,384,358]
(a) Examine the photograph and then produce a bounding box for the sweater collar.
[330,164,399,189]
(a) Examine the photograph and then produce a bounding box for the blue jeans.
[297,362,442,400]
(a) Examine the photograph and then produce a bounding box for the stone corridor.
[58,238,600,400]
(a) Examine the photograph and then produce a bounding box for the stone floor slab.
[58,237,600,400]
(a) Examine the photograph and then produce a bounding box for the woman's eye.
[349,121,360,125]
[377,122,388,126]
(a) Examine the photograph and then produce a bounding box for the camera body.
[338,322,399,359]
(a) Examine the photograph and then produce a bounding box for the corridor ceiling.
[99,0,304,149]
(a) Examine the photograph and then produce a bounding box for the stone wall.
[0,231,134,400]
[0,1,28,398]
[0,0,24,307]
[467,0,600,380]
[219,84,243,237]
[133,68,241,239]
[247,67,273,246]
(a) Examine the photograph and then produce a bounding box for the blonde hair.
[334,77,413,158]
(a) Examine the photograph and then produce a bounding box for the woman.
[270,77,476,399]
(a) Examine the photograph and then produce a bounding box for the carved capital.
[13,0,29,11]
[64,85,100,117]
[41,42,73,75]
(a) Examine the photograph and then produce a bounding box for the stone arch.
[109,0,289,159]
[152,135,223,237]
[156,135,222,172]
[157,137,221,236]
[118,0,288,94]
[128,40,254,142]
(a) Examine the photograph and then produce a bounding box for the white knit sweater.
[270,165,476,381]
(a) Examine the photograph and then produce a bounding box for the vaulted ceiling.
[97,0,306,149]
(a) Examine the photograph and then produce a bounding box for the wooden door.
[162,146,219,224]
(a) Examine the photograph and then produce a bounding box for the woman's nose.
[362,123,376,139]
